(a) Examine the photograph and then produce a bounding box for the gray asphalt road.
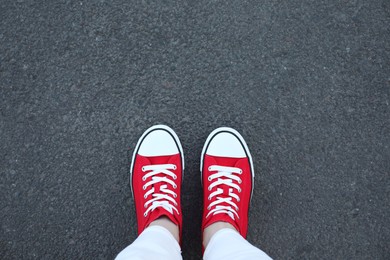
[1,1,389,259]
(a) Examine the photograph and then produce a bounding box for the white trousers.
[116,226,272,260]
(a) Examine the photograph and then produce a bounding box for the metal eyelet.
[143,185,146,190]
[173,175,177,180]
[142,167,146,172]
[208,187,211,191]
[143,212,147,217]
[174,194,177,198]
[238,188,241,193]
[142,176,146,181]
[208,196,211,201]
[173,165,177,170]
[207,206,211,210]
[173,184,177,189]
[238,179,242,184]
[144,194,147,199]
[208,176,212,181]
[239,169,242,174]
[208,166,212,171]
[144,204,147,208]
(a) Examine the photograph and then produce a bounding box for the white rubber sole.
[200,127,255,199]
[130,125,185,198]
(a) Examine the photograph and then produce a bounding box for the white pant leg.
[204,228,272,260]
[116,226,182,260]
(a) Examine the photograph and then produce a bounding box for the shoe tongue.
[148,205,180,225]
[150,154,179,190]
[154,181,163,194]
[222,185,231,195]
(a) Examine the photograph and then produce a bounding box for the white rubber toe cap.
[138,127,179,156]
[205,130,247,158]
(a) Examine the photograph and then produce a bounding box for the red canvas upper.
[202,154,253,238]
[132,153,183,239]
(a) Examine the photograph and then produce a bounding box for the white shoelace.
[206,165,242,220]
[142,164,179,217]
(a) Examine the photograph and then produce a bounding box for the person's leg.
[116,225,181,260]
[200,127,272,260]
[203,226,271,260]
[116,125,184,260]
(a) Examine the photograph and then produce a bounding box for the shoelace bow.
[142,164,179,217]
[206,165,242,220]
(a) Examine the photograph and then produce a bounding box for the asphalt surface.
[1,0,389,259]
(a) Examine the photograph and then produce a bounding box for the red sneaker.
[130,125,184,239]
[201,127,254,238]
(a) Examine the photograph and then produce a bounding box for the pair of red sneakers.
[130,125,254,243]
